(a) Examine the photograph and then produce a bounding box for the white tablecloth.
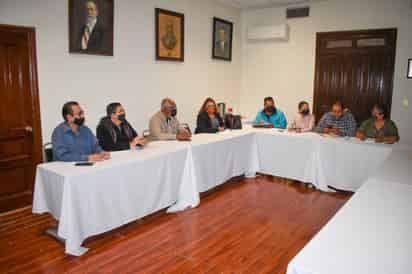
[313,136,393,191]
[189,130,259,192]
[287,147,412,274]
[255,130,319,184]
[33,141,198,256]
[252,128,393,191]
[370,148,412,186]
[33,127,401,256]
[287,177,412,274]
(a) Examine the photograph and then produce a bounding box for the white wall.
[0,0,241,141]
[240,0,412,145]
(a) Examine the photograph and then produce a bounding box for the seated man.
[52,101,110,162]
[254,97,287,129]
[149,98,191,141]
[314,101,357,137]
[97,102,146,151]
[356,103,399,144]
[288,101,315,132]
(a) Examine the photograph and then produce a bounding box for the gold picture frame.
[155,8,184,62]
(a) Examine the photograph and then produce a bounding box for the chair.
[43,142,53,162]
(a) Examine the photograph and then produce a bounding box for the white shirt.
[288,113,315,132]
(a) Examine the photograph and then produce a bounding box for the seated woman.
[288,101,315,133]
[195,97,225,134]
[356,104,399,144]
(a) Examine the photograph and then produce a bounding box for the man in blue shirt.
[52,101,110,162]
[255,97,287,129]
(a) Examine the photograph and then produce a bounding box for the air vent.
[286,7,310,19]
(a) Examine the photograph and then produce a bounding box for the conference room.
[0,0,411,273]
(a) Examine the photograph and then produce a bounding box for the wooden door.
[0,25,42,213]
[313,29,397,123]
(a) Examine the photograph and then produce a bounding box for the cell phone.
[75,162,94,166]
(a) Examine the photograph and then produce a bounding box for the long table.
[253,128,393,191]
[287,148,412,274]
[33,127,401,256]
[33,141,196,256]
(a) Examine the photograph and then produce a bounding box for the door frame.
[0,24,43,200]
[312,28,397,121]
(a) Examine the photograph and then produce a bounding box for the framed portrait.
[212,17,233,61]
[69,0,114,56]
[408,59,412,79]
[155,8,184,62]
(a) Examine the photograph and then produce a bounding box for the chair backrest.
[43,142,53,163]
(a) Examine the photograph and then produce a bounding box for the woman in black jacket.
[195,97,225,134]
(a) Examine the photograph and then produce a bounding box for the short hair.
[298,101,309,110]
[161,98,174,107]
[106,102,121,116]
[62,101,79,121]
[332,100,344,109]
[372,103,388,118]
[264,97,274,103]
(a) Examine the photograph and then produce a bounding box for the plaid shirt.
[314,111,357,137]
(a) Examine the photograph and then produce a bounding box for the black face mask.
[301,109,310,116]
[171,108,177,117]
[118,114,126,122]
[265,106,276,115]
[74,117,85,126]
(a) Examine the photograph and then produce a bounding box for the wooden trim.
[155,8,185,62]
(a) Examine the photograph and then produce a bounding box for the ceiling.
[216,0,326,9]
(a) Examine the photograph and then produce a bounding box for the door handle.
[25,126,33,133]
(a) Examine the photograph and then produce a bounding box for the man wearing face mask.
[52,101,110,162]
[149,98,191,141]
[97,103,146,151]
[288,101,315,133]
[255,97,287,129]
[314,101,357,137]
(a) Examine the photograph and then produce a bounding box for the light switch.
[402,99,409,108]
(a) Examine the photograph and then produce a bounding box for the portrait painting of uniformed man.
[212,17,233,61]
[69,0,114,56]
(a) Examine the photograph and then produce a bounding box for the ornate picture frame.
[155,8,185,62]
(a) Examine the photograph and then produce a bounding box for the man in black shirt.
[97,103,146,151]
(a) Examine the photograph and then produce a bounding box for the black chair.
[43,142,53,162]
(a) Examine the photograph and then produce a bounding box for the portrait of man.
[212,17,233,61]
[69,0,114,56]
[155,8,184,62]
